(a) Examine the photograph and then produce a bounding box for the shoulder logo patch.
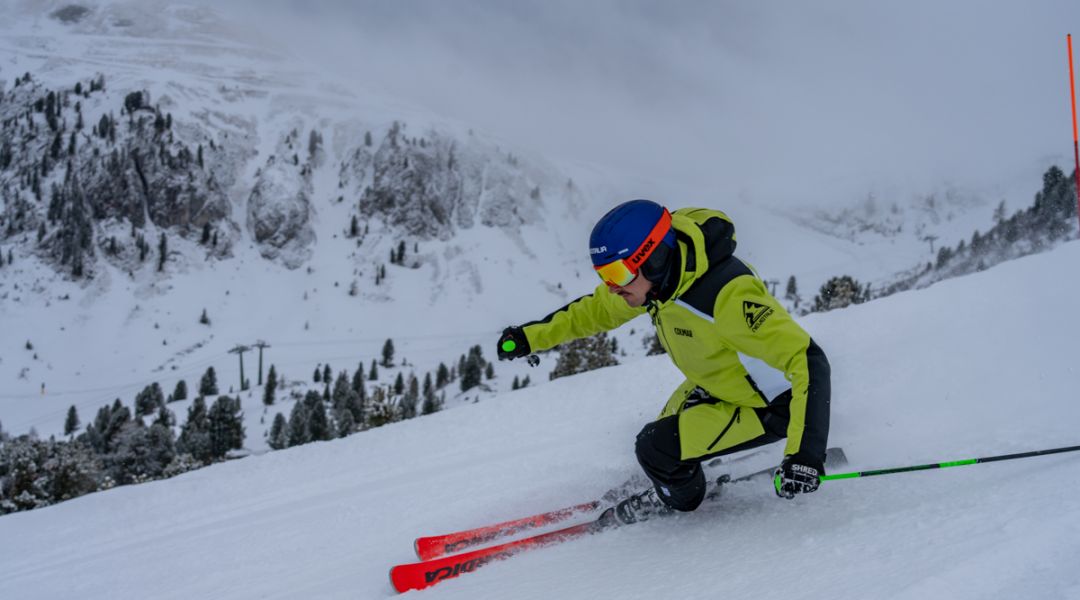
[743,300,774,332]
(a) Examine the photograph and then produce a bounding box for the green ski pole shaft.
[821,444,1080,481]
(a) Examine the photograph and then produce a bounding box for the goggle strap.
[625,209,672,270]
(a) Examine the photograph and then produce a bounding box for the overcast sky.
[224,1,1080,207]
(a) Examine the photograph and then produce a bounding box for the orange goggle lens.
[595,259,637,288]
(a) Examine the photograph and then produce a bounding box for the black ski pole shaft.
[821,444,1080,482]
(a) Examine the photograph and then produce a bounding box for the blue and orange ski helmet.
[589,199,676,287]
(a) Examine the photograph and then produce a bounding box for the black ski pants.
[634,389,792,512]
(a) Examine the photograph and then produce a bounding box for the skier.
[497,200,830,522]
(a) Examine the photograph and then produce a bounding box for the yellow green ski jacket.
[521,208,830,463]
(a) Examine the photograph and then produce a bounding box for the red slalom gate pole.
[1068,34,1080,235]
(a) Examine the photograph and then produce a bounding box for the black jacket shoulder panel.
[679,256,754,318]
[699,216,736,263]
[674,214,746,317]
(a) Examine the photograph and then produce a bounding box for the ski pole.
[819,444,1080,482]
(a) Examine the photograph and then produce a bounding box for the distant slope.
[1,238,1076,599]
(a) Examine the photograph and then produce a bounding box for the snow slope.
[2,239,1078,599]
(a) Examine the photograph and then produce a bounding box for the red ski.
[392,518,604,593]
[412,447,774,560]
[414,500,601,560]
[391,448,846,593]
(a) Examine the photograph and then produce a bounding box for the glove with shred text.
[773,455,823,499]
[496,326,531,361]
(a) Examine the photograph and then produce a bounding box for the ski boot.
[599,487,674,526]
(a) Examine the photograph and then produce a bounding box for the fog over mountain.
[224,0,1080,208]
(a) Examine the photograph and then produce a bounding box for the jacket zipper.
[649,302,679,367]
[706,407,741,451]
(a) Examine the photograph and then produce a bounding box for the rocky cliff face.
[0,76,246,277]
[247,129,316,268]
[344,122,550,242]
[0,73,577,281]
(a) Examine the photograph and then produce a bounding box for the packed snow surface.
[2,238,1079,598]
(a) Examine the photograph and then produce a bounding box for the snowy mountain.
[0,1,1066,471]
[1,236,1077,599]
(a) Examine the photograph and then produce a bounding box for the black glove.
[496,326,531,361]
[773,455,823,499]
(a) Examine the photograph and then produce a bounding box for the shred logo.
[674,327,694,338]
[743,300,774,332]
[589,245,608,255]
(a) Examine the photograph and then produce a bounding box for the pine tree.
[336,409,355,438]
[323,364,332,384]
[461,352,483,392]
[42,437,102,504]
[401,374,419,419]
[365,387,396,427]
[177,397,211,463]
[436,363,449,388]
[393,372,405,396]
[381,338,395,367]
[304,390,331,442]
[158,233,167,271]
[420,385,441,415]
[485,363,495,380]
[512,376,520,390]
[153,405,175,428]
[64,405,79,437]
[785,275,799,305]
[108,421,176,484]
[199,309,210,326]
[422,373,433,397]
[206,396,244,459]
[811,275,866,313]
[352,363,367,398]
[135,383,165,417]
[263,365,278,406]
[287,400,310,447]
[199,367,218,396]
[332,371,352,410]
[313,366,322,383]
[368,359,378,381]
[268,413,289,450]
[550,332,618,380]
[172,380,187,403]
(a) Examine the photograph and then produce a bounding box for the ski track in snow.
[2,241,1079,599]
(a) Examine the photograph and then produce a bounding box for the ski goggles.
[593,209,673,288]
